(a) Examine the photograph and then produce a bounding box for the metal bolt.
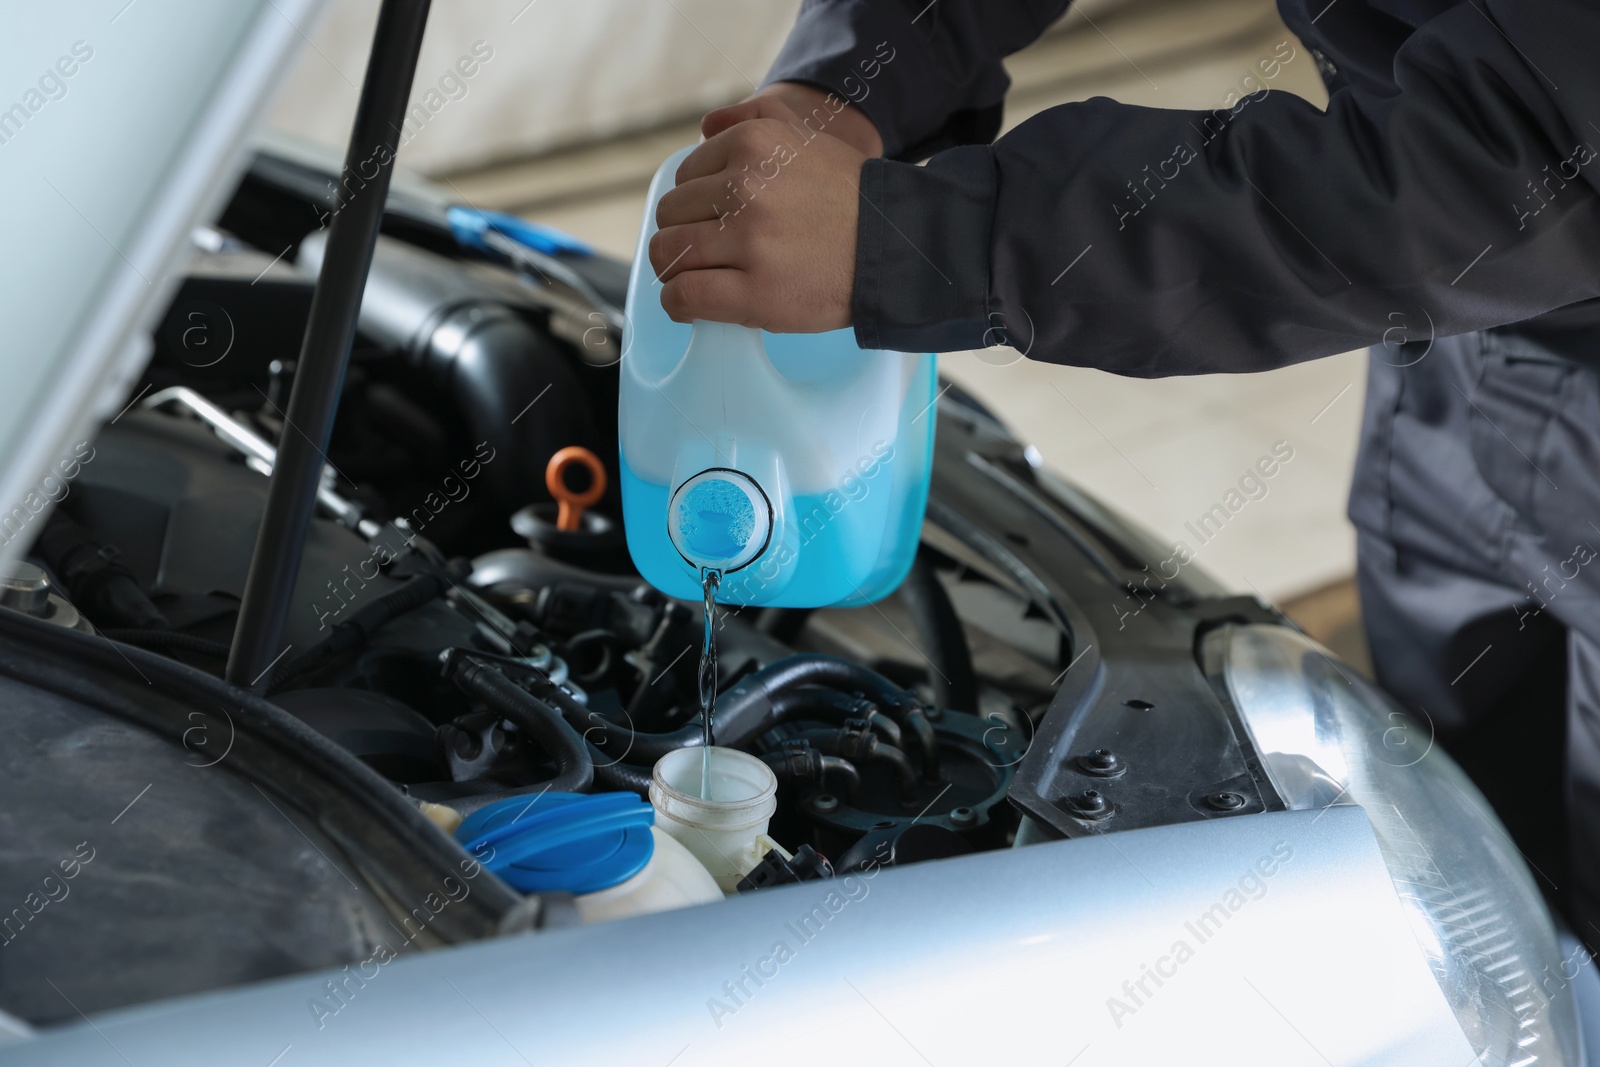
[811,793,840,814]
[1068,789,1110,819]
[1205,791,1246,812]
[950,806,976,827]
[0,561,50,617]
[1078,748,1123,778]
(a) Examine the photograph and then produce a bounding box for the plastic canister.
[454,792,721,923]
[619,145,939,608]
[650,747,780,892]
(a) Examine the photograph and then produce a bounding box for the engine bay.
[27,149,1074,897]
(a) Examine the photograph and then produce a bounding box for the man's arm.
[855,0,1600,372]
[648,0,1071,332]
[657,1,1600,372]
[763,0,1072,160]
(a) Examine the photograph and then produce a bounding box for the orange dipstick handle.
[546,446,607,532]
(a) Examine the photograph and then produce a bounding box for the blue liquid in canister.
[618,146,937,609]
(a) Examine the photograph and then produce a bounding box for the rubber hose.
[818,754,862,799]
[799,728,919,802]
[590,749,653,794]
[770,688,904,747]
[269,573,447,691]
[898,552,978,713]
[521,668,705,764]
[549,662,920,763]
[522,655,930,766]
[760,747,862,800]
[714,655,920,748]
[904,707,941,781]
[102,630,231,659]
[454,659,593,794]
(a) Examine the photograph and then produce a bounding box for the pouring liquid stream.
[699,568,721,800]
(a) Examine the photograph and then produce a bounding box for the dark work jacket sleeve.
[763,0,1072,160]
[844,2,1600,373]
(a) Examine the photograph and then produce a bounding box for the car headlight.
[1207,623,1582,1066]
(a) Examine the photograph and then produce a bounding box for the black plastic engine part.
[926,401,1287,839]
[791,708,1022,848]
[798,720,918,802]
[68,412,483,677]
[297,229,600,517]
[511,502,625,572]
[450,657,593,799]
[897,550,977,713]
[34,512,168,631]
[533,580,660,648]
[736,844,835,892]
[834,823,975,874]
[272,687,445,784]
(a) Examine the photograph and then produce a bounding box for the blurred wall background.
[266,0,1138,174]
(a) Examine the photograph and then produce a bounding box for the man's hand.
[740,82,884,157]
[650,94,872,333]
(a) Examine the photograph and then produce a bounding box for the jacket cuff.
[853,149,995,353]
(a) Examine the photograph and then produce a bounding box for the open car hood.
[0,0,324,565]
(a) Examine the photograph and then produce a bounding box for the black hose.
[898,552,977,713]
[452,659,592,794]
[485,653,930,773]
[516,664,705,764]
[268,573,446,691]
[714,655,921,748]
[817,755,861,799]
[772,689,903,747]
[102,630,231,659]
[591,751,653,795]
[545,660,920,763]
[760,744,862,800]
[903,707,941,782]
[799,728,919,803]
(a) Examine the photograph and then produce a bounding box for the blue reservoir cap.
[455,792,654,895]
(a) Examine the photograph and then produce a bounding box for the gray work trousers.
[1351,325,1600,949]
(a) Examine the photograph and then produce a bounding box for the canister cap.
[455,792,654,895]
[668,468,772,572]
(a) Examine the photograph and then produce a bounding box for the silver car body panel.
[9,807,1475,1065]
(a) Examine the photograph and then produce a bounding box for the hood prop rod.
[226,0,432,689]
